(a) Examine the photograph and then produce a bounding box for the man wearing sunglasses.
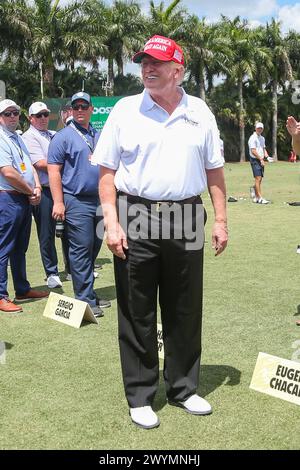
[23,101,67,290]
[48,92,110,317]
[0,99,49,313]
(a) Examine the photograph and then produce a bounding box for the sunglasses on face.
[72,103,90,111]
[35,112,50,118]
[2,110,20,117]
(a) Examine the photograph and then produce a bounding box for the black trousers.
[32,187,70,277]
[114,196,206,408]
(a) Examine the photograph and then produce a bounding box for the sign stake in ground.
[43,292,98,328]
[157,322,164,360]
[0,341,6,365]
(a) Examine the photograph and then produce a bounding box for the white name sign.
[43,292,98,328]
[250,352,300,406]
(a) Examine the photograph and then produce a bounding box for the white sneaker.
[93,271,99,278]
[257,198,270,204]
[129,406,160,429]
[169,394,212,415]
[47,275,62,288]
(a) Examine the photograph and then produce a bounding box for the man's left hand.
[28,187,41,206]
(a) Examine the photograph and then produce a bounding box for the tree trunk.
[199,64,206,102]
[107,56,114,96]
[194,65,200,98]
[44,65,55,97]
[271,80,278,161]
[117,57,124,76]
[238,78,245,162]
[207,72,213,94]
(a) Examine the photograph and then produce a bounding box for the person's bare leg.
[254,176,262,200]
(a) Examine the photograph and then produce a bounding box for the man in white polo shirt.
[94,35,228,429]
[22,102,65,289]
[248,122,271,204]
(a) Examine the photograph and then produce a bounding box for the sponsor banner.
[90,96,122,131]
[45,96,123,132]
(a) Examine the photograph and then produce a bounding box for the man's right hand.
[106,223,128,260]
[52,202,65,221]
[286,116,300,137]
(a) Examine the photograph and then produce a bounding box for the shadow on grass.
[198,365,241,396]
[16,283,116,307]
[14,285,57,305]
[94,285,116,302]
[94,257,112,267]
[153,365,241,411]
[294,305,300,316]
[81,320,101,328]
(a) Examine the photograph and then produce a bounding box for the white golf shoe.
[169,394,212,415]
[129,406,160,429]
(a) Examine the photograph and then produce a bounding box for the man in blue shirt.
[22,101,65,289]
[0,99,49,313]
[48,92,110,317]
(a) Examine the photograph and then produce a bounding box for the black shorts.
[250,160,264,178]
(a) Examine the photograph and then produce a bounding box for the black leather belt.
[118,191,202,207]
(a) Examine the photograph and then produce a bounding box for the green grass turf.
[0,161,299,449]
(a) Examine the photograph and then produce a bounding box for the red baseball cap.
[133,35,184,65]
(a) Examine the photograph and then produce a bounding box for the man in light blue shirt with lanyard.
[0,99,49,313]
[48,92,111,317]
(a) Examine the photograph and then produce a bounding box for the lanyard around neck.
[70,122,95,152]
[10,136,24,161]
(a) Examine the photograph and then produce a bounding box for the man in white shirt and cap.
[248,122,271,204]
[0,99,49,312]
[94,35,228,429]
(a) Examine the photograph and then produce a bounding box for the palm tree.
[220,16,270,162]
[97,0,146,93]
[0,0,104,96]
[58,0,108,72]
[0,0,31,62]
[27,0,91,95]
[257,20,293,161]
[147,0,188,39]
[184,16,231,101]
